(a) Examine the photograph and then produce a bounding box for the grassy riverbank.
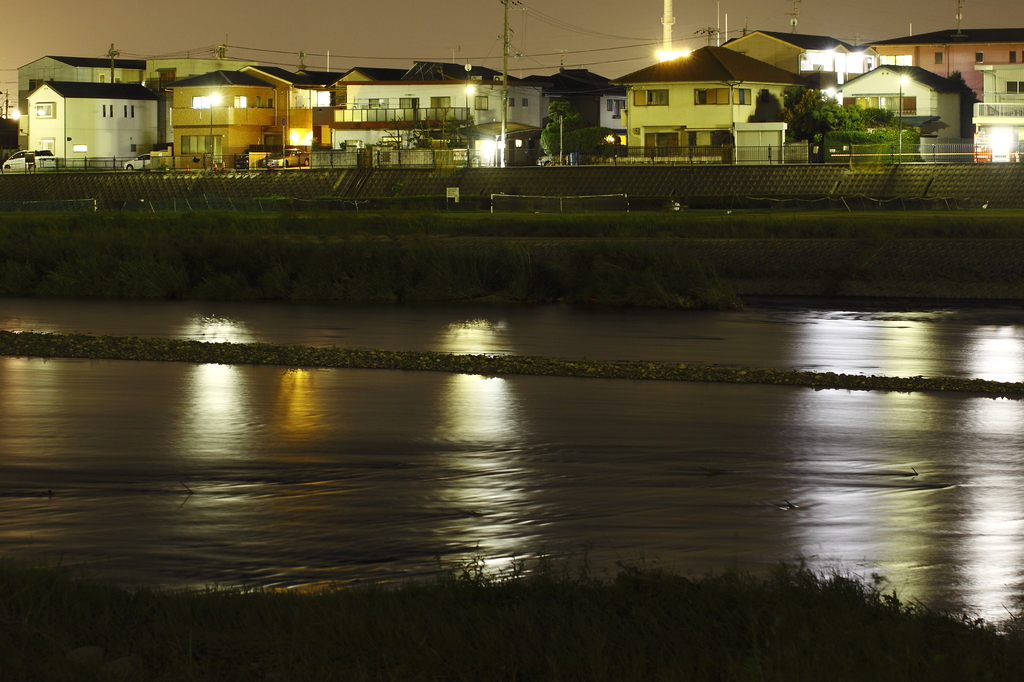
[3,331,1023,396]
[3,557,1022,681]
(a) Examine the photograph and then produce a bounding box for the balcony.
[334,107,470,125]
[974,102,1024,119]
[170,107,277,127]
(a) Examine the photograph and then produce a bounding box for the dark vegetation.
[5,331,1024,396]
[3,556,1023,682]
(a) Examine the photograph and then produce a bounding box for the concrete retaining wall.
[0,164,1022,210]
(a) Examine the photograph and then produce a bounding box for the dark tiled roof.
[343,67,409,81]
[35,82,158,100]
[245,66,345,86]
[725,31,862,52]
[614,46,807,85]
[871,28,1024,45]
[45,56,146,69]
[165,71,275,89]
[843,65,967,93]
[402,61,503,81]
[521,69,625,96]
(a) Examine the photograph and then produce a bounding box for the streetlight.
[897,75,909,164]
[465,84,476,165]
[208,93,221,170]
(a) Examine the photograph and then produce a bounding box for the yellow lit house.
[614,46,806,155]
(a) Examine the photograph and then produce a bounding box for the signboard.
[446,187,460,203]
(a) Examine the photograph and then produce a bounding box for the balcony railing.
[974,102,1024,118]
[335,107,470,124]
[170,107,278,127]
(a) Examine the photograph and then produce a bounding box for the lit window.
[234,96,247,108]
[72,144,87,152]
[35,102,54,118]
[192,96,212,109]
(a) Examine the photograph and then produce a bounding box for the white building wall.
[27,86,158,158]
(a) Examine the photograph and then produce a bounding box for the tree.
[948,71,980,139]
[780,88,863,143]
[540,101,612,161]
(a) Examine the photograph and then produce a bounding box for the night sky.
[2,0,1023,95]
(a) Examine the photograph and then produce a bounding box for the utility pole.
[500,0,515,168]
[106,44,120,83]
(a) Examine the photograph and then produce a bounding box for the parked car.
[2,149,55,171]
[266,148,309,169]
[235,150,268,170]
[123,154,151,170]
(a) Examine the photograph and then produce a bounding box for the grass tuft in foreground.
[3,330,1024,396]
[1,556,1022,681]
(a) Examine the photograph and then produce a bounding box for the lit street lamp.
[208,93,221,170]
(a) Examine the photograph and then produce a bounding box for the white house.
[973,63,1024,161]
[26,82,158,161]
[331,62,545,165]
[724,31,878,92]
[840,65,964,139]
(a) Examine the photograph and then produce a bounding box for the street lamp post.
[208,93,220,170]
[465,85,475,167]
[897,75,908,164]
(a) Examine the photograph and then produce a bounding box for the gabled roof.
[401,61,503,81]
[614,46,807,86]
[33,82,158,100]
[42,56,146,70]
[164,70,275,89]
[521,69,625,96]
[725,31,870,53]
[341,66,409,81]
[243,65,345,86]
[842,65,967,93]
[871,28,1024,46]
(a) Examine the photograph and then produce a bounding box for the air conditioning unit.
[493,76,502,81]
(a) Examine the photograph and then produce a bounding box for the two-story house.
[241,66,347,149]
[839,65,966,138]
[25,82,158,162]
[723,31,878,91]
[521,69,627,141]
[972,63,1024,161]
[614,46,805,158]
[164,70,278,167]
[870,29,1024,99]
[331,61,544,166]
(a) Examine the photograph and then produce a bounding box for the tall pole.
[898,75,904,164]
[500,0,510,168]
[662,0,675,52]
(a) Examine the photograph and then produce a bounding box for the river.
[1,296,1023,620]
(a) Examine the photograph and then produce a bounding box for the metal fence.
[824,141,1016,165]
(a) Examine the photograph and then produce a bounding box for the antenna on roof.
[787,0,801,33]
[448,46,461,64]
[298,50,307,72]
[955,0,964,35]
[696,27,720,46]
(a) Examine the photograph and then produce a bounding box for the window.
[879,55,912,66]
[256,96,262,107]
[507,97,515,107]
[430,96,451,108]
[474,95,489,110]
[35,102,54,118]
[130,105,135,118]
[123,105,128,117]
[234,96,248,108]
[522,98,528,107]
[368,98,385,109]
[644,132,678,147]
[694,88,729,105]
[976,51,984,63]
[72,144,87,153]
[1012,51,1019,64]
[99,74,106,83]
[633,89,668,106]
[1008,82,1021,93]
[607,100,614,111]
[130,143,137,152]
[399,97,419,109]
[192,96,212,109]
[102,105,107,118]
[935,52,943,64]
[759,89,771,103]
[735,88,751,105]
[267,98,273,108]
[181,135,220,154]
[40,138,55,151]
[315,91,331,107]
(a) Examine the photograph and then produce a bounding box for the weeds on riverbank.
[0,218,739,309]
[1,556,1021,681]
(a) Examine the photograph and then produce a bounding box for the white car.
[266,148,310,169]
[2,150,56,171]
[124,154,151,170]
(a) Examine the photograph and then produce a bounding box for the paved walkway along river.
[2,297,1024,620]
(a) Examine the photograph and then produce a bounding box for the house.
[521,69,628,140]
[164,71,278,167]
[330,61,545,165]
[24,82,157,162]
[614,46,805,156]
[972,63,1024,161]
[870,29,1024,98]
[723,31,879,91]
[840,65,966,138]
[241,66,347,148]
